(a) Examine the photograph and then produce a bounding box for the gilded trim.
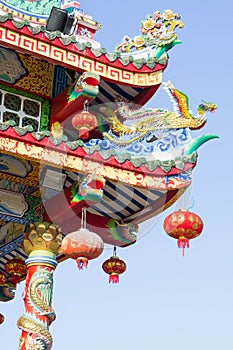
[0,27,162,87]
[0,137,191,190]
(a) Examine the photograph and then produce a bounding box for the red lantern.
[0,272,6,286]
[102,248,127,283]
[163,209,204,256]
[72,110,98,140]
[4,257,27,285]
[61,228,104,269]
[0,313,4,325]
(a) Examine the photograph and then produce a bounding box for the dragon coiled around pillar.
[100,81,217,146]
[17,268,55,350]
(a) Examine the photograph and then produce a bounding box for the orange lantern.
[4,257,27,285]
[0,272,6,286]
[0,313,4,325]
[163,209,204,256]
[102,248,127,283]
[61,228,104,269]
[72,110,98,140]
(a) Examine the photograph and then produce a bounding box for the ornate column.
[17,222,62,350]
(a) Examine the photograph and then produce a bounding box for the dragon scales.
[17,223,62,350]
[100,81,217,146]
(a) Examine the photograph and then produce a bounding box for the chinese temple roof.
[0,4,211,285]
[0,13,166,77]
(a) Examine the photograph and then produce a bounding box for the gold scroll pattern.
[0,27,162,87]
[0,137,191,190]
[15,54,53,97]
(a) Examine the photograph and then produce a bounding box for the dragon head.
[198,100,217,115]
[71,174,106,203]
[68,72,100,103]
[75,72,100,93]
[0,282,16,302]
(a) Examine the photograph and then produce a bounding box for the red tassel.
[79,128,89,140]
[177,237,189,256]
[9,274,21,285]
[109,274,119,284]
[76,257,88,270]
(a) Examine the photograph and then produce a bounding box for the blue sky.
[1,0,233,349]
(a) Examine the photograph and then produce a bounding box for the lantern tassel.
[76,257,88,270]
[177,237,189,256]
[79,128,89,140]
[9,274,21,286]
[109,273,119,284]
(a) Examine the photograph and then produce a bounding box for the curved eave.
[0,184,186,283]
[0,127,197,182]
[0,16,167,88]
[43,186,188,238]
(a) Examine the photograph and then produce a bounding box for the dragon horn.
[185,134,219,156]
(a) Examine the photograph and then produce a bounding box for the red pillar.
[17,223,62,350]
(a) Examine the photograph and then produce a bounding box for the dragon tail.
[163,81,191,119]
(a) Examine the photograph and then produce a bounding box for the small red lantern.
[163,209,204,256]
[0,272,6,286]
[102,248,127,283]
[0,313,4,325]
[72,110,98,140]
[4,257,27,285]
[61,228,104,269]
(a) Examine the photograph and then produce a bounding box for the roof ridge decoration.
[100,81,217,146]
[0,13,166,69]
[0,121,197,173]
[115,9,184,60]
[0,78,217,173]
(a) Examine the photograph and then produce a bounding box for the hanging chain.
[113,246,117,256]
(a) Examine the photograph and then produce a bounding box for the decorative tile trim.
[0,132,196,189]
[0,15,165,87]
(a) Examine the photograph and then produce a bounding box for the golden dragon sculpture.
[99,81,217,145]
[17,268,55,349]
